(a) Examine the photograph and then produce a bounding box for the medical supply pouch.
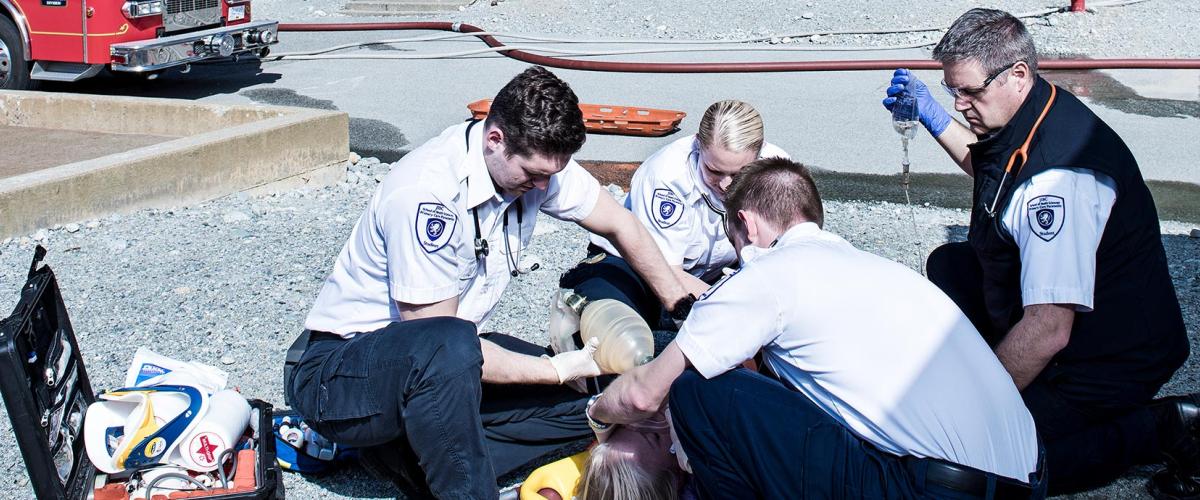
[0,247,284,499]
[272,409,358,475]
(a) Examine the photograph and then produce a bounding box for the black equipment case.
[0,247,284,499]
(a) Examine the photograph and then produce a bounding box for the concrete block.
[0,91,349,239]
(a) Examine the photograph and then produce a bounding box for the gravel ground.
[255,0,1200,59]
[0,156,1196,498]
[1,1,1197,498]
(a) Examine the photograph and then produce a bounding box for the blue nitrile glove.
[882,68,952,137]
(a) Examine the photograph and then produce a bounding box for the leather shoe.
[1148,468,1200,500]
[1155,394,1200,476]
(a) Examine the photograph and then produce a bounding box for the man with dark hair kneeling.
[284,66,689,498]
[587,157,1046,498]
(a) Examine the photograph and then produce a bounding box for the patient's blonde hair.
[576,443,678,500]
[695,100,765,154]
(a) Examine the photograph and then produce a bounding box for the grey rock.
[1191,228,1199,238]
[64,223,81,233]
[31,230,47,242]
[222,210,252,224]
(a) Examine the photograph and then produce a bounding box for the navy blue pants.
[286,318,590,498]
[559,245,674,331]
[928,242,1164,494]
[668,368,1046,499]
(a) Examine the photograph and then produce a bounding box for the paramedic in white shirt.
[284,66,689,499]
[587,157,1046,499]
[562,100,788,330]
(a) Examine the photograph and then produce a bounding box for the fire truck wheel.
[0,15,33,90]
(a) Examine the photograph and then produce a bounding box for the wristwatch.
[586,394,611,431]
[669,293,698,322]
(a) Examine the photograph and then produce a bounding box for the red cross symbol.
[195,435,220,465]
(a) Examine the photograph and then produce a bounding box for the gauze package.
[124,347,228,395]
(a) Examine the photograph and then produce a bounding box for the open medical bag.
[0,247,284,499]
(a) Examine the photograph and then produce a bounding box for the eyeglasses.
[941,61,1019,100]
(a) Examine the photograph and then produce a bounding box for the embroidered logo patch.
[415,202,458,253]
[651,188,684,229]
[1027,195,1065,242]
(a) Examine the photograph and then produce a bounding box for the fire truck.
[0,0,277,90]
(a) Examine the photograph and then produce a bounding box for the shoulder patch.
[1027,195,1065,242]
[415,202,458,253]
[651,188,685,229]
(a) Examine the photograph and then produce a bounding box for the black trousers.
[669,368,1046,499]
[559,245,678,331]
[285,318,590,499]
[927,242,1164,494]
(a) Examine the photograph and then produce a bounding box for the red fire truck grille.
[162,0,221,32]
[165,0,219,13]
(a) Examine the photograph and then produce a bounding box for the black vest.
[967,77,1187,393]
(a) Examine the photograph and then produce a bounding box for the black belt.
[282,330,343,406]
[907,457,1035,500]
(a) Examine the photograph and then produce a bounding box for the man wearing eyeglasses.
[881,8,1195,496]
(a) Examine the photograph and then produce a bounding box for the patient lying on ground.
[576,410,690,500]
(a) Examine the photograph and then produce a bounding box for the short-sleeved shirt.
[999,168,1117,311]
[305,121,601,337]
[675,223,1039,481]
[591,135,789,282]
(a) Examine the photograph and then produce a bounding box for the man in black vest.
[881,8,1197,496]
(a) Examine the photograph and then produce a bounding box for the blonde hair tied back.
[696,100,765,154]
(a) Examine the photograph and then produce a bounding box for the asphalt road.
[36,29,1200,188]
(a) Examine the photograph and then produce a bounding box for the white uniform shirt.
[305,121,601,336]
[1000,168,1117,311]
[591,135,789,281]
[675,223,1039,481]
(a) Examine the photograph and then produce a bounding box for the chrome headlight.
[121,0,164,18]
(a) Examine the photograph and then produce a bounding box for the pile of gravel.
[0,155,1196,498]
[252,0,1200,59]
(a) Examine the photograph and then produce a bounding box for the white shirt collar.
[687,138,729,213]
[458,122,501,210]
[774,222,824,247]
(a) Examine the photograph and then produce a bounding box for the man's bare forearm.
[995,304,1074,389]
[612,221,688,310]
[591,343,688,424]
[480,338,560,385]
[674,267,712,298]
[934,120,978,177]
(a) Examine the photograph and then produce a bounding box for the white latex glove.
[546,337,601,389]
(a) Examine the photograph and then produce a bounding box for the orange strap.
[1002,85,1058,177]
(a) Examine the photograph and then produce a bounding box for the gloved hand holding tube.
[546,337,605,386]
[883,68,953,137]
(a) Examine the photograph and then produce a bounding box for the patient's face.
[605,417,678,476]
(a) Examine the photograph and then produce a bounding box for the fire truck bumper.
[109,20,278,73]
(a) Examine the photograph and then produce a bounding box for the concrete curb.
[0,91,349,239]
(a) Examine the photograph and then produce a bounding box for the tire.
[0,14,34,90]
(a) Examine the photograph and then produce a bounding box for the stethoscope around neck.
[462,117,538,277]
[983,84,1058,218]
[470,194,538,277]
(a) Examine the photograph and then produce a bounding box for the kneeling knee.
[421,317,482,368]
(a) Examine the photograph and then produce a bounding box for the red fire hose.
[277,22,1200,73]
